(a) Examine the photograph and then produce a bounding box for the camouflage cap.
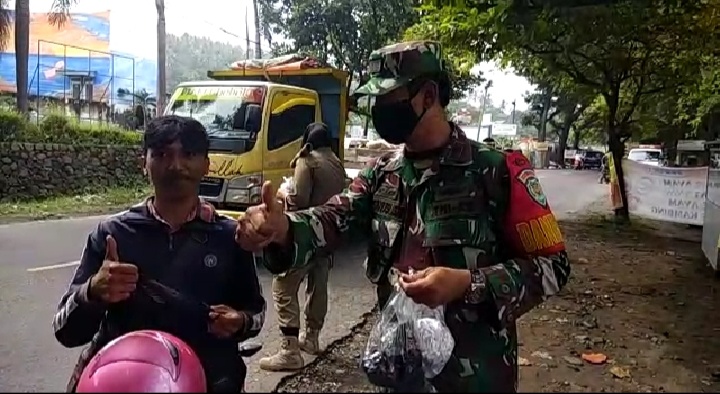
[354,41,445,96]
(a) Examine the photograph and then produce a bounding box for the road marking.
[27,261,80,272]
[0,214,108,230]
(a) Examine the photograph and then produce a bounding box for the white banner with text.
[623,159,707,226]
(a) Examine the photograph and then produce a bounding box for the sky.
[30,0,534,112]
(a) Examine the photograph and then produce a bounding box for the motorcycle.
[83,277,264,393]
[599,164,610,184]
[237,343,263,392]
[143,278,264,392]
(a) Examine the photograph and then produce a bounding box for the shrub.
[0,108,141,145]
[0,109,39,142]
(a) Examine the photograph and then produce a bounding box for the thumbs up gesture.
[88,235,139,303]
[236,181,290,252]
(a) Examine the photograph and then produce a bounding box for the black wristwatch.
[464,268,487,305]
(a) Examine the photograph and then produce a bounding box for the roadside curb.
[271,310,376,392]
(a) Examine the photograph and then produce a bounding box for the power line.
[164,4,263,46]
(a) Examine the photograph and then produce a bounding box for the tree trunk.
[252,0,262,58]
[572,129,581,149]
[538,89,552,142]
[557,108,583,168]
[155,0,166,114]
[557,123,571,169]
[14,0,29,114]
[606,97,629,221]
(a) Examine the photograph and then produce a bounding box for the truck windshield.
[166,85,265,145]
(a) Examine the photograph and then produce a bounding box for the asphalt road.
[0,169,606,392]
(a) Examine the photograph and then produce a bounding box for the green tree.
[411,0,718,220]
[404,15,482,99]
[276,0,417,85]
[255,0,282,50]
[521,87,554,142]
[166,33,246,90]
[0,0,9,50]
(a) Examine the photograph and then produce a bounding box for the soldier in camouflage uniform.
[236,41,571,393]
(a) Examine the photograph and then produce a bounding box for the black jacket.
[52,203,266,392]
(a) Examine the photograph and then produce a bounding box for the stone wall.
[0,142,144,201]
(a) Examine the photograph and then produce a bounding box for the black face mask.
[371,99,427,144]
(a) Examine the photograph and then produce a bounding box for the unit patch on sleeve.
[516,168,548,208]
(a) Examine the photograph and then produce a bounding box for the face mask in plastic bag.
[279,176,296,195]
[361,283,455,392]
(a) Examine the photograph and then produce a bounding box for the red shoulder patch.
[503,152,565,256]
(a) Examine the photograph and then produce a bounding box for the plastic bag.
[361,282,455,392]
[278,176,296,196]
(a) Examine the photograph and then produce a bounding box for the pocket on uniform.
[370,218,401,247]
[366,219,401,283]
[423,218,496,247]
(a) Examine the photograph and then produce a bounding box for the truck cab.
[164,61,349,218]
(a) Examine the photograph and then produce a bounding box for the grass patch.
[0,185,151,224]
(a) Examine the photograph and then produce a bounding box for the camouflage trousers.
[271,255,331,329]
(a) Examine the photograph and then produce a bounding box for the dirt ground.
[275,219,720,393]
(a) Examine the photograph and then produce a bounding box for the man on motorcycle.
[599,151,611,184]
[52,115,266,393]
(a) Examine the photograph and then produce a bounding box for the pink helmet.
[76,330,207,393]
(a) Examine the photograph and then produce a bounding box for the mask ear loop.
[424,81,440,108]
[410,79,439,111]
[409,79,437,122]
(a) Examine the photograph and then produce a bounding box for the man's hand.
[208,304,246,338]
[236,181,290,252]
[88,235,139,303]
[399,267,471,308]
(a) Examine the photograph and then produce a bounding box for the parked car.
[574,149,604,170]
[627,148,663,166]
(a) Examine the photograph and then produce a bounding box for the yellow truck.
[163,58,349,219]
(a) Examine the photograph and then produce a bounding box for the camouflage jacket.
[265,125,571,392]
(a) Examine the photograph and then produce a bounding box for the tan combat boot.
[258,336,304,371]
[299,328,321,355]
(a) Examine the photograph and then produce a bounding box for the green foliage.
[412,0,719,220]
[0,108,38,141]
[573,96,608,147]
[0,0,9,51]
[274,0,430,89]
[405,19,483,98]
[166,33,247,90]
[263,0,486,109]
[0,108,141,145]
[413,0,720,156]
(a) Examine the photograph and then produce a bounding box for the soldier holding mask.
[236,41,571,392]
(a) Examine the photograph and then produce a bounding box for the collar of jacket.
[120,197,223,231]
[382,122,474,172]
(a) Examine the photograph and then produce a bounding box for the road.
[0,169,606,392]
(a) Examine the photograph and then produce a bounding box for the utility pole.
[244,6,251,59]
[475,80,493,141]
[252,0,262,58]
[511,100,516,124]
[155,0,166,115]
